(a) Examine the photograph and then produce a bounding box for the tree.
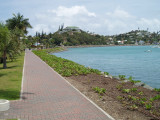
[0,23,24,69]
[0,23,11,68]
[6,13,32,34]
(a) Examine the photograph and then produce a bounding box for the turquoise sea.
[53,46,160,88]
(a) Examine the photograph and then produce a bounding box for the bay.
[53,46,160,88]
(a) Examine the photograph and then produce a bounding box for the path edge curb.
[20,51,26,101]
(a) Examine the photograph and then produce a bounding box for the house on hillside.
[117,40,124,44]
[139,40,145,45]
[31,42,44,49]
[59,26,81,34]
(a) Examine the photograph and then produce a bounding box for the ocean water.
[53,46,160,88]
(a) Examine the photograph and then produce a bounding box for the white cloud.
[30,6,160,35]
[136,18,160,31]
[49,6,96,17]
[31,6,97,34]
[106,8,135,19]
[103,8,160,35]
[103,8,137,34]
[137,18,160,27]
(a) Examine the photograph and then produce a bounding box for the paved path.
[0,50,113,120]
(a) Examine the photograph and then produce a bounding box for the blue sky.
[1,0,160,35]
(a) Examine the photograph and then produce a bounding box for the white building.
[59,26,81,34]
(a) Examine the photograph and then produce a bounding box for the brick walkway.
[0,50,114,120]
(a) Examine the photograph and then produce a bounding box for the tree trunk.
[3,51,7,69]
[0,57,3,63]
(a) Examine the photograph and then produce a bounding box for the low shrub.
[128,76,141,83]
[138,91,144,95]
[130,88,137,92]
[116,84,123,90]
[119,75,126,80]
[145,103,152,110]
[104,72,109,75]
[122,89,130,93]
[154,88,160,92]
[33,49,101,77]
[150,95,160,102]
[93,87,106,95]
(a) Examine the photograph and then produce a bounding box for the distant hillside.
[27,28,160,48]
[52,30,107,46]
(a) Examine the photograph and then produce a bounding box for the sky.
[1,0,160,36]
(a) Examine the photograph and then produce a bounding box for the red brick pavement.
[0,50,114,120]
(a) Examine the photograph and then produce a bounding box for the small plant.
[154,88,160,92]
[145,103,152,110]
[93,87,106,95]
[129,104,138,110]
[104,72,109,75]
[150,110,160,117]
[117,96,124,101]
[140,97,147,101]
[154,95,160,100]
[128,76,141,83]
[139,100,145,106]
[116,84,123,90]
[101,88,106,93]
[130,88,137,92]
[128,76,134,81]
[99,96,102,99]
[130,80,141,84]
[150,98,154,102]
[150,95,160,101]
[122,89,130,93]
[138,91,144,95]
[121,81,126,85]
[113,76,118,78]
[128,95,132,99]
[131,96,138,101]
[119,75,126,80]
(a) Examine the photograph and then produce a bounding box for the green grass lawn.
[0,53,25,100]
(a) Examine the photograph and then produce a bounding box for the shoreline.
[62,44,151,49]
[54,46,156,89]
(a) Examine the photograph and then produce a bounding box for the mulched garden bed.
[66,73,160,120]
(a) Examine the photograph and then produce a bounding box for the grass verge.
[0,53,25,100]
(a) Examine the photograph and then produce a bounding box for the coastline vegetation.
[33,48,101,77]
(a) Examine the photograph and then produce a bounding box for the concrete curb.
[20,52,26,101]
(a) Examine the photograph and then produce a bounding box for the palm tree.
[0,23,11,68]
[6,13,32,34]
[0,23,24,69]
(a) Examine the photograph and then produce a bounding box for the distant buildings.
[59,26,81,34]
[139,40,145,45]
